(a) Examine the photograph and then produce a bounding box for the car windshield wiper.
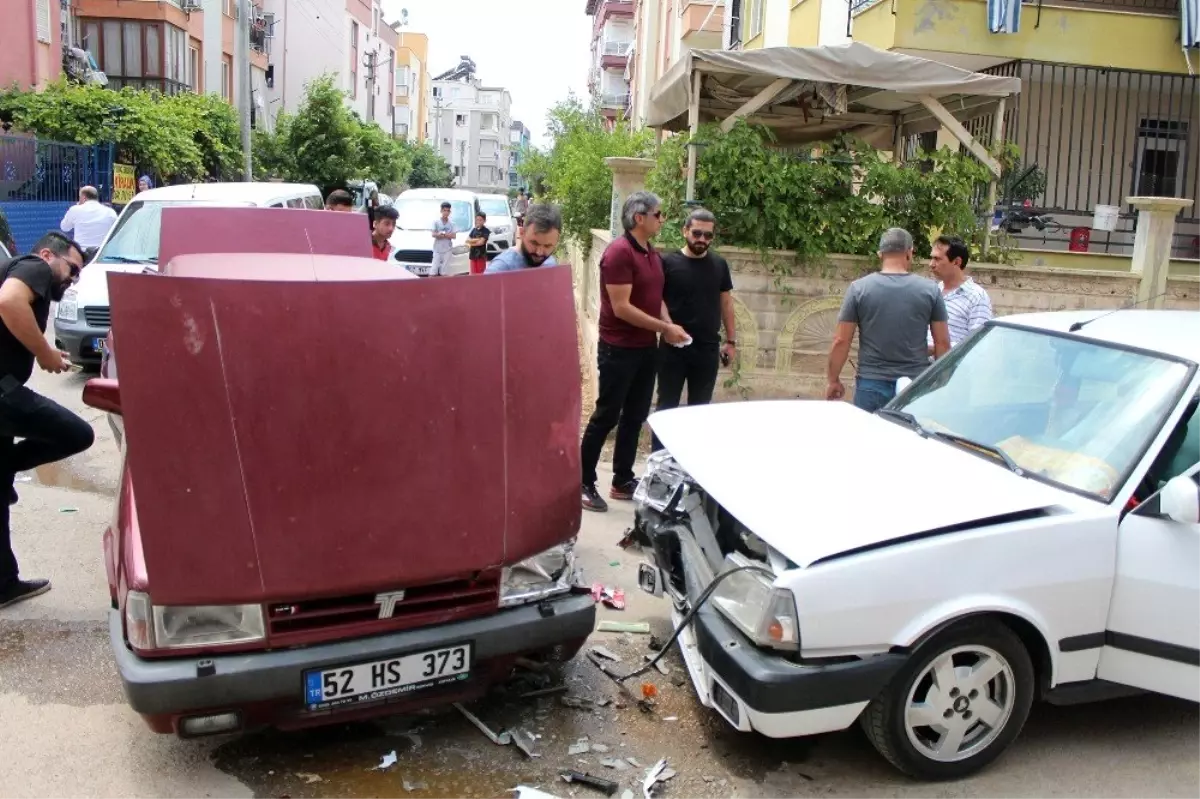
[878,409,1025,476]
[100,255,157,264]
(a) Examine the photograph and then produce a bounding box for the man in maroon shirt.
[580,192,688,512]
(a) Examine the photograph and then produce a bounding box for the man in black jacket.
[0,232,95,609]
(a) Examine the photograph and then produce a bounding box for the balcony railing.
[602,40,632,56]
[853,0,1175,14]
[600,92,629,109]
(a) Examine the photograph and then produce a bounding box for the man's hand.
[37,349,72,374]
[825,379,845,401]
[721,342,737,364]
[663,324,689,345]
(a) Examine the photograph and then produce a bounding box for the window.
[396,122,410,138]
[395,65,410,97]
[1135,119,1189,199]
[36,0,51,43]
[349,21,358,99]
[81,19,189,94]
[188,45,199,91]
[455,114,467,127]
[747,0,765,39]
[222,55,232,99]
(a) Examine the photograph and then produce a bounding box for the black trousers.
[0,383,95,586]
[580,341,658,488]
[651,342,720,451]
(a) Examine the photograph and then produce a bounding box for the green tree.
[403,141,454,189]
[517,96,652,249]
[353,114,413,187]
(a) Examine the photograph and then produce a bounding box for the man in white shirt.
[927,234,993,350]
[60,186,117,250]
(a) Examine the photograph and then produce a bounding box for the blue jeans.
[853,378,896,414]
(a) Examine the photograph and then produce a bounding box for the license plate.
[404,264,430,276]
[303,643,471,711]
[92,337,108,353]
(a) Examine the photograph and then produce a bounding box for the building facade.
[625,0,723,127]
[585,0,635,128]
[509,120,530,189]
[0,0,65,91]
[429,65,512,193]
[392,30,430,143]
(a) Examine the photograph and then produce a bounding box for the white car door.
[1097,452,1200,701]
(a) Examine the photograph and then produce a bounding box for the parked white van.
[388,188,477,277]
[475,193,516,258]
[54,182,323,367]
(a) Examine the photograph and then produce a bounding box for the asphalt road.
[0,365,1197,798]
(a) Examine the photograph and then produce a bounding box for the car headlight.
[451,244,469,255]
[493,224,510,235]
[710,554,800,652]
[633,450,692,511]
[500,541,577,608]
[124,590,265,651]
[56,290,78,322]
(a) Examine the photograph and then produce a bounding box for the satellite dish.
[400,8,409,23]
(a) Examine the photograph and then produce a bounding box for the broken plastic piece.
[641,683,658,699]
[642,759,668,799]
[454,702,512,746]
[590,646,622,662]
[375,751,398,770]
[512,729,541,759]
[643,653,669,675]
[560,695,595,710]
[597,621,649,634]
[591,583,627,610]
[568,738,591,755]
[512,787,563,799]
[402,778,428,792]
[600,757,630,771]
[559,770,619,796]
[294,773,322,784]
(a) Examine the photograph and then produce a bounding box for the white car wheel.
[862,620,1035,780]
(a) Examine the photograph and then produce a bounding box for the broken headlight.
[633,450,693,512]
[710,553,800,652]
[499,541,578,608]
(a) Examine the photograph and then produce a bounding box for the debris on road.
[662,716,678,722]
[590,645,622,662]
[402,778,428,792]
[591,743,610,753]
[625,757,642,768]
[641,758,676,799]
[597,621,650,634]
[513,729,541,759]
[560,695,595,710]
[375,751,398,770]
[568,738,591,756]
[600,757,630,771]
[640,683,658,700]
[512,787,563,799]
[592,583,627,610]
[58,507,78,514]
[454,702,512,746]
[643,654,669,676]
[294,772,322,784]
[559,769,620,796]
[648,635,665,651]
[520,684,570,699]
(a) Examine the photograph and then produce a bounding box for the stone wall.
[571,231,1200,403]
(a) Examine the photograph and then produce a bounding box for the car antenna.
[1067,291,1170,333]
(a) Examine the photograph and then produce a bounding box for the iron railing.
[104,76,191,95]
[0,135,115,203]
[1020,0,1177,15]
[602,40,632,56]
[600,92,629,109]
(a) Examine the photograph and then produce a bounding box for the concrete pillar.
[604,156,655,239]
[1127,196,1193,309]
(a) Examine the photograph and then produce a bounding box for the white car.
[53,182,323,367]
[634,309,1199,780]
[388,188,476,277]
[475,193,516,258]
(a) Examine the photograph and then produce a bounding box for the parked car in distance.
[634,309,1199,780]
[475,194,516,259]
[53,182,324,368]
[83,249,592,738]
[388,188,477,277]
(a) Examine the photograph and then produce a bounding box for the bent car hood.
[107,259,580,605]
[650,401,1074,568]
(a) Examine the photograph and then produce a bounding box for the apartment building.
[429,63,512,193]
[625,0,724,127]
[392,30,430,143]
[585,0,635,128]
[509,120,531,189]
[261,0,399,133]
[0,0,66,91]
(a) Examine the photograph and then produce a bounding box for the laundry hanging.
[988,0,1022,33]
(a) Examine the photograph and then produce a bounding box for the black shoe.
[0,578,51,610]
[610,479,639,501]
[582,484,609,513]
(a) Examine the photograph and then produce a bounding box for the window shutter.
[36,0,52,43]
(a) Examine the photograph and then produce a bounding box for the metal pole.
[238,0,253,181]
[685,68,701,202]
[982,96,1007,258]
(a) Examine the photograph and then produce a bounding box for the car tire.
[860,619,1035,780]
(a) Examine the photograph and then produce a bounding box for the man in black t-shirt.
[467,212,490,275]
[0,232,95,609]
[652,208,737,451]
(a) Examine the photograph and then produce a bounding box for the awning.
[645,42,1022,172]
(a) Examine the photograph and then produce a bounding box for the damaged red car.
[82,207,593,737]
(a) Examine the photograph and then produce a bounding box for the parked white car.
[634,309,1199,780]
[388,188,477,277]
[53,182,323,367]
[475,193,516,258]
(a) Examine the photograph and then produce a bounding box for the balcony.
[681,0,724,46]
[850,0,1187,74]
[600,92,629,110]
[600,40,632,68]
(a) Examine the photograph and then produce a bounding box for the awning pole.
[982,96,1007,258]
[719,77,791,133]
[916,94,1003,178]
[892,114,903,164]
[685,69,702,202]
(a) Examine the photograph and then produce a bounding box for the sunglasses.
[639,210,664,220]
[689,231,714,240]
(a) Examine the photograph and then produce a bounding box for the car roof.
[132,182,321,204]
[398,188,477,201]
[999,309,1200,364]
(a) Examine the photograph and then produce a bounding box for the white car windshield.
[97,199,253,264]
[478,198,510,218]
[393,199,473,231]
[890,323,1193,501]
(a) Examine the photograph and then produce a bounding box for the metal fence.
[1020,0,1177,14]
[0,134,116,203]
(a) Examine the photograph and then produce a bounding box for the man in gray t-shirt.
[431,201,456,276]
[827,228,951,413]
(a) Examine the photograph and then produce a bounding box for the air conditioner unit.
[180,0,201,11]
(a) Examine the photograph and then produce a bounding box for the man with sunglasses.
[0,232,96,609]
[650,208,736,451]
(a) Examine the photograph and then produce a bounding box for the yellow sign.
[112,164,137,205]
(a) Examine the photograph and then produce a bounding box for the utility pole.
[458,139,466,188]
[237,0,253,180]
[363,50,378,123]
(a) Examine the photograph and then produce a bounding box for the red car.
[83,248,592,737]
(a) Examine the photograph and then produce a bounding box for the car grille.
[266,574,501,644]
[395,250,433,264]
[83,306,111,327]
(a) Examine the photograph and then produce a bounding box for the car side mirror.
[82,378,121,416]
[1160,475,1199,524]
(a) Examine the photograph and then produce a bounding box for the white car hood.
[75,261,154,307]
[650,400,1075,568]
[389,228,465,250]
